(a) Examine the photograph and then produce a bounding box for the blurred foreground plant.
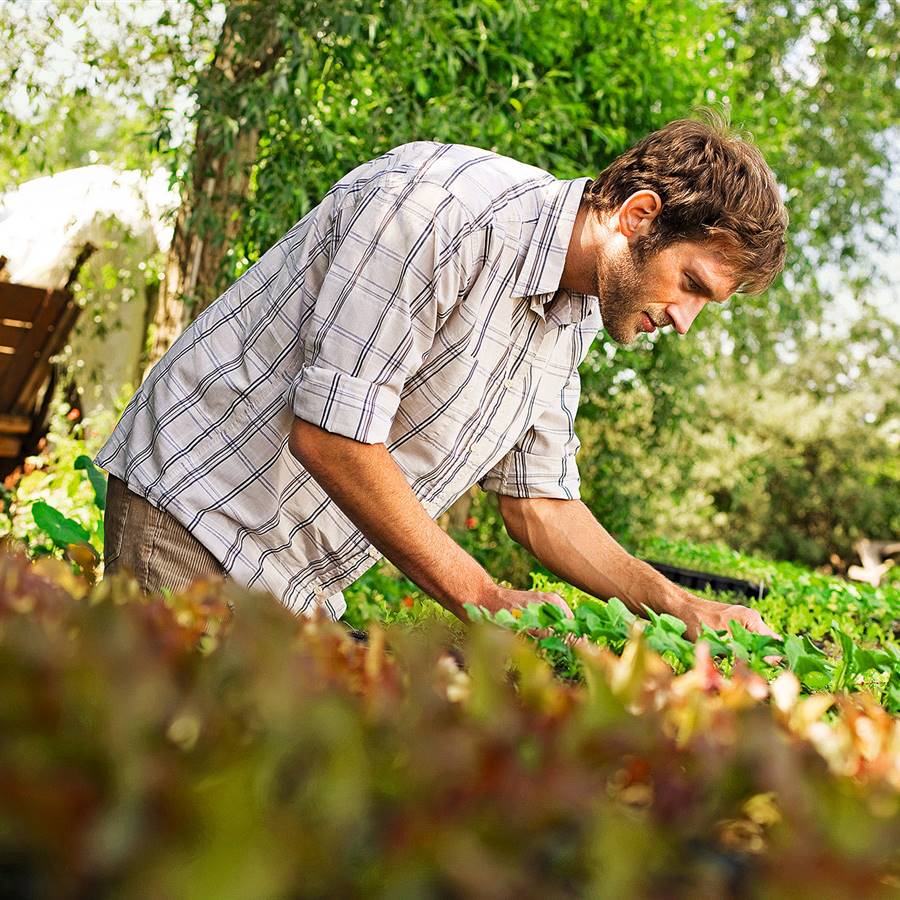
[1,543,898,898]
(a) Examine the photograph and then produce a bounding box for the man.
[96,113,787,639]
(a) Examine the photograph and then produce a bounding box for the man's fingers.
[732,609,783,665]
[525,626,586,650]
[526,626,554,641]
[732,608,780,640]
[545,592,574,619]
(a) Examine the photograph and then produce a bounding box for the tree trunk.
[144,3,284,376]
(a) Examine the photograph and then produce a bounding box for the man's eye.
[686,277,699,293]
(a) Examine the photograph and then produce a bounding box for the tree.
[146,2,287,368]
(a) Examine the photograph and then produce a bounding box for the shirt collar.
[510,175,597,325]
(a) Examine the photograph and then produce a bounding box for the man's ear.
[617,190,662,239]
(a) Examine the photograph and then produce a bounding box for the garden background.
[0,0,900,576]
[1,0,898,572]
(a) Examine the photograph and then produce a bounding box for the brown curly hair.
[586,108,788,294]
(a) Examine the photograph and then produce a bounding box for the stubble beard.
[594,245,652,346]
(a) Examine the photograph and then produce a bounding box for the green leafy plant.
[0,399,110,580]
[27,454,106,580]
[465,583,900,712]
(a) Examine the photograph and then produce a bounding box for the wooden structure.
[0,251,89,477]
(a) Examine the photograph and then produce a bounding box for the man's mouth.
[640,312,656,333]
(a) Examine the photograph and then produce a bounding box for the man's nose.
[665,297,705,335]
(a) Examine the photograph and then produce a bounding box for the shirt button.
[504,379,515,389]
[367,546,380,560]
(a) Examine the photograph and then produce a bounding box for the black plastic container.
[642,560,769,604]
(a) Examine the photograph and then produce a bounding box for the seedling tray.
[642,560,769,603]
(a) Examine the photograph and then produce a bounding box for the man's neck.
[559,196,608,296]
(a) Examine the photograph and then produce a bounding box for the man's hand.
[677,596,779,641]
[483,586,574,619]
[482,585,581,649]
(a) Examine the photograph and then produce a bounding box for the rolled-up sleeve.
[478,363,584,500]
[286,180,476,444]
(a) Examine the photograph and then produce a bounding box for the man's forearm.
[499,496,694,620]
[290,419,497,618]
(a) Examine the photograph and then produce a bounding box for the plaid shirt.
[95,141,603,618]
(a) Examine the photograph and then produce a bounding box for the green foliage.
[63,224,167,416]
[340,560,461,636]
[30,500,91,547]
[0,401,113,564]
[0,94,157,191]
[573,319,900,564]
[460,535,900,712]
[467,591,900,712]
[343,535,900,710]
[639,536,900,649]
[240,0,728,263]
[1,545,899,897]
[73,454,106,511]
[0,0,220,188]
[24,453,108,581]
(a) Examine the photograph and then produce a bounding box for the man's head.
[568,109,788,345]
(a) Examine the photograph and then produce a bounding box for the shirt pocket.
[395,348,483,449]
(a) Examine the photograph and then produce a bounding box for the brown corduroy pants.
[103,474,228,595]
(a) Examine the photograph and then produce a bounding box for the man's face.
[593,238,737,346]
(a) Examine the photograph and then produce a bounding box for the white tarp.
[0,165,178,416]
[0,165,175,287]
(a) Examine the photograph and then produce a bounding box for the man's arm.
[289,418,574,621]
[497,495,778,640]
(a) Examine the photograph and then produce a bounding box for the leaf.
[517,605,543,630]
[802,635,827,657]
[646,630,684,659]
[727,619,754,649]
[463,602,486,622]
[831,627,856,691]
[537,602,564,627]
[32,501,91,549]
[606,597,636,630]
[65,541,99,579]
[854,648,892,674]
[783,635,804,670]
[74,455,107,510]
[538,636,570,655]
[698,625,731,657]
[782,631,832,684]
[801,670,832,691]
[748,634,783,660]
[576,609,602,637]
[658,613,687,635]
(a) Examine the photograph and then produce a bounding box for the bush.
[1,544,898,898]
